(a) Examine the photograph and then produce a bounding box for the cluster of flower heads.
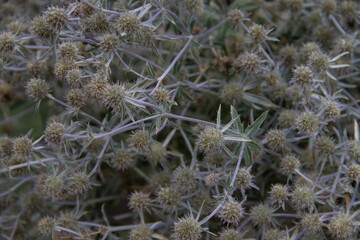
[0,0,360,239]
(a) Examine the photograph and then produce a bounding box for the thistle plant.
[0,0,360,239]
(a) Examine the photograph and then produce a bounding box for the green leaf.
[221,115,240,133]
[217,105,221,129]
[224,135,251,142]
[230,105,243,133]
[244,144,253,166]
[245,111,268,136]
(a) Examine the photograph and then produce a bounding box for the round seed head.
[44,7,68,31]
[83,12,110,34]
[66,88,86,109]
[58,43,78,61]
[102,84,127,114]
[302,42,320,61]
[266,129,286,151]
[287,0,303,11]
[173,167,197,193]
[205,173,219,187]
[292,186,315,210]
[348,140,360,161]
[315,136,335,156]
[0,82,15,104]
[329,214,354,239]
[324,101,340,120]
[44,174,66,199]
[347,164,360,181]
[308,52,330,73]
[129,191,151,212]
[228,9,245,26]
[278,110,297,128]
[197,127,224,153]
[9,155,26,174]
[26,60,45,77]
[117,13,140,34]
[153,88,170,103]
[0,32,15,56]
[158,187,181,210]
[269,184,288,204]
[233,53,261,73]
[266,72,279,86]
[130,130,151,152]
[173,216,202,240]
[137,26,154,46]
[145,142,166,165]
[340,1,358,21]
[130,225,152,240]
[86,73,109,100]
[66,69,82,87]
[111,149,132,171]
[220,82,244,105]
[292,66,313,86]
[38,216,55,235]
[70,171,91,195]
[31,17,55,40]
[281,154,300,175]
[44,122,65,146]
[184,0,204,15]
[13,137,32,157]
[219,201,244,225]
[100,34,119,52]
[300,214,322,233]
[250,204,272,225]
[334,38,356,55]
[219,229,243,240]
[248,24,267,44]
[0,137,13,159]
[234,168,253,191]
[265,229,286,240]
[321,0,337,15]
[296,112,320,135]
[26,78,51,101]
[54,60,76,80]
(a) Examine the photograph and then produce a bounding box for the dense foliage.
[0,0,360,239]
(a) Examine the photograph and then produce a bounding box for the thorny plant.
[0,0,360,239]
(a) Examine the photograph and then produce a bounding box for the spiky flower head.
[145,142,166,165]
[58,42,78,61]
[321,0,337,15]
[328,213,354,239]
[233,53,261,73]
[269,184,288,205]
[25,78,51,101]
[102,84,127,115]
[287,0,303,11]
[347,163,360,182]
[219,200,244,225]
[44,7,68,31]
[38,216,55,235]
[220,82,244,105]
[67,89,86,109]
[266,129,286,151]
[234,168,253,191]
[308,52,330,73]
[173,167,197,193]
[129,191,151,212]
[13,137,32,157]
[31,17,55,40]
[70,172,91,195]
[111,149,132,171]
[0,137,13,159]
[157,187,181,210]
[205,173,219,187]
[296,112,320,135]
[278,110,297,128]
[302,42,320,61]
[197,127,224,153]
[137,26,154,46]
[184,0,204,15]
[86,73,109,100]
[219,229,243,240]
[117,13,140,35]
[348,140,360,161]
[339,1,359,21]
[300,214,322,233]
[0,32,15,56]
[250,204,272,226]
[44,174,66,199]
[291,186,315,210]
[130,130,151,152]
[44,122,65,146]
[153,88,170,103]
[130,225,152,240]
[100,34,119,53]
[66,69,82,87]
[173,216,202,240]
[228,9,245,26]
[281,155,300,175]
[315,136,335,156]
[324,101,340,120]
[54,60,76,80]
[248,24,268,44]
[292,66,313,86]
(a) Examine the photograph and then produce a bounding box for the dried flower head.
[111,149,132,171]
[67,88,86,109]
[281,155,300,175]
[219,229,243,240]
[129,191,151,212]
[117,13,140,34]
[296,112,320,135]
[102,84,127,115]
[250,204,272,226]
[13,137,32,157]
[220,82,244,105]
[38,216,55,235]
[308,52,330,73]
[300,214,322,233]
[233,53,261,73]
[44,7,68,31]
[130,130,151,152]
[348,140,360,161]
[315,136,335,156]
[269,184,288,205]
[31,17,55,40]
[347,164,360,181]
[25,78,51,101]
[328,213,354,239]
[228,9,245,26]
[248,24,268,44]
[173,216,202,240]
[0,32,15,56]
[100,34,119,52]
[145,142,166,165]
[292,66,313,86]
[58,43,78,61]
[266,129,286,151]
[234,168,253,192]
[291,186,315,210]
[158,187,181,210]
[130,225,152,240]
[153,88,170,103]
[278,110,297,128]
[197,127,224,153]
[173,167,197,193]
[219,200,244,225]
[44,122,65,146]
